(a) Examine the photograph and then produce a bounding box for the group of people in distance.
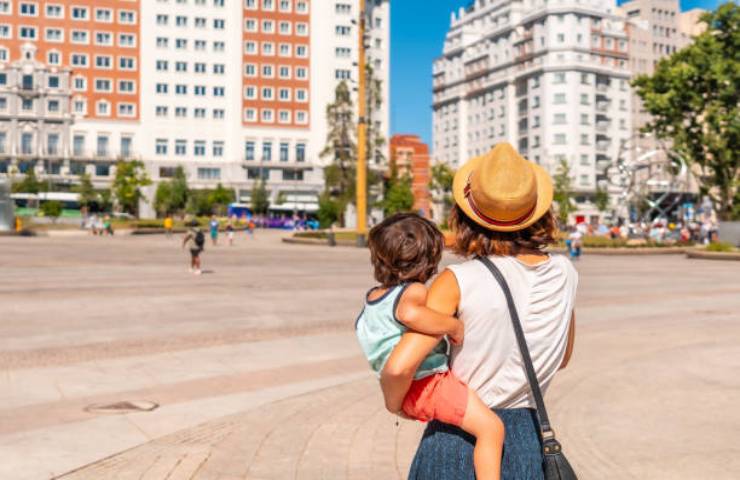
[174,214,256,276]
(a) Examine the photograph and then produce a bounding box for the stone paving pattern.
[1,232,739,479]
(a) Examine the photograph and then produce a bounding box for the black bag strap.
[477,256,553,435]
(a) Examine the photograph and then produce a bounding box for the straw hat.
[452,143,554,232]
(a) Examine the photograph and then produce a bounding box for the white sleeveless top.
[447,254,578,409]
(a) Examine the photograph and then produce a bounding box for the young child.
[355,213,505,480]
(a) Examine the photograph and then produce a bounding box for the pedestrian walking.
[209,215,219,246]
[247,218,255,239]
[182,223,205,275]
[226,221,234,246]
[568,227,583,260]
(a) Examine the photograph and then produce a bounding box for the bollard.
[327,231,336,247]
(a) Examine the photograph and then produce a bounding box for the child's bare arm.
[396,283,463,344]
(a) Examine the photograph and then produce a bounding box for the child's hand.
[449,320,464,346]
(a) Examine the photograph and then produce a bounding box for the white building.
[0,0,391,218]
[433,0,633,222]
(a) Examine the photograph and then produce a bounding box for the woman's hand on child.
[449,320,465,346]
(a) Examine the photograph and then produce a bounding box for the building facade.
[0,0,390,218]
[432,0,633,222]
[389,134,431,218]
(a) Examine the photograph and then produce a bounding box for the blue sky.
[389,0,724,146]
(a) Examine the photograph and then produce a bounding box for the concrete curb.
[282,236,358,247]
[686,250,740,261]
[550,246,688,255]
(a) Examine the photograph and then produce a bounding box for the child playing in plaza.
[355,213,505,480]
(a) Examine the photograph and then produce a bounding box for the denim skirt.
[408,408,544,480]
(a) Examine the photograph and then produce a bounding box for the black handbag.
[477,256,578,480]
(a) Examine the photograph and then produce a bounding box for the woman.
[381,143,578,479]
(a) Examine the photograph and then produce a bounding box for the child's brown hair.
[368,213,445,287]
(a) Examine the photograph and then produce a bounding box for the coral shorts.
[401,371,469,427]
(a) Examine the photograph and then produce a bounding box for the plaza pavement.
[0,231,738,479]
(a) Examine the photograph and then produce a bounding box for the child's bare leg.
[459,388,505,480]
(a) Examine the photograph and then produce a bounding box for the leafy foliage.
[632,4,739,220]
[317,192,342,228]
[208,183,234,216]
[74,173,97,209]
[112,160,151,216]
[39,200,62,220]
[594,186,610,213]
[381,174,414,215]
[250,177,270,215]
[12,168,42,194]
[553,159,576,225]
[431,163,455,222]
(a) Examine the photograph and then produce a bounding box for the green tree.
[632,3,740,220]
[98,189,113,213]
[594,186,610,214]
[208,183,234,216]
[381,174,414,215]
[74,173,98,210]
[317,192,342,228]
[112,160,151,217]
[553,159,576,226]
[40,200,62,222]
[154,166,189,216]
[431,163,455,223]
[250,177,270,215]
[186,189,212,217]
[320,81,356,226]
[12,168,42,194]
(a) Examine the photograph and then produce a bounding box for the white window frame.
[45,4,64,19]
[71,29,89,44]
[95,100,111,117]
[94,7,113,23]
[93,77,113,93]
[117,102,136,118]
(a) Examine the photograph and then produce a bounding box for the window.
[156,139,168,155]
[156,14,168,25]
[95,32,112,45]
[213,86,225,97]
[156,106,168,117]
[245,18,257,31]
[296,89,307,102]
[119,10,135,24]
[245,41,257,54]
[279,44,291,56]
[73,99,86,114]
[335,25,351,36]
[21,133,34,155]
[96,100,110,116]
[175,107,187,117]
[262,20,274,33]
[245,0,257,9]
[278,142,289,162]
[47,99,60,113]
[282,169,303,181]
[580,134,590,145]
[20,2,37,16]
[94,79,112,92]
[118,80,136,93]
[156,37,168,48]
[335,69,351,80]
[554,134,566,145]
[71,30,88,43]
[156,83,168,94]
[47,76,60,89]
[213,64,225,74]
[553,113,566,125]
[194,141,206,156]
[296,143,305,162]
[279,0,291,11]
[175,139,187,156]
[296,1,307,13]
[175,84,187,95]
[554,93,566,104]
[194,85,206,96]
[295,67,307,79]
[296,45,307,57]
[0,1,9,14]
[580,113,589,125]
[553,72,566,84]
[245,141,255,161]
[176,38,187,49]
[47,51,61,65]
[279,21,290,35]
[195,40,206,50]
[120,137,133,158]
[195,63,206,73]
[580,94,590,105]
[296,111,307,124]
[336,3,351,14]
[96,136,109,157]
[72,7,88,20]
[0,24,10,39]
[198,168,220,180]
[296,23,307,35]
[244,86,256,99]
[213,141,224,157]
[119,57,135,70]
[19,26,37,39]
[244,108,256,122]
[262,65,273,77]
[262,142,272,161]
[119,33,135,47]
[118,103,135,117]
[95,8,112,22]
[175,62,187,72]
[262,42,274,55]
[72,135,85,156]
[213,41,225,51]
[195,17,206,28]
[213,19,225,29]
[95,55,112,69]
[278,66,290,78]
[176,15,187,27]
[245,64,256,76]
[335,47,351,58]
[194,108,206,118]
[580,154,590,166]
[45,28,63,42]
[261,87,273,100]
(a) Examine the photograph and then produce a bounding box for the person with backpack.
[182,222,205,275]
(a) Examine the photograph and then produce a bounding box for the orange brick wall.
[389,134,432,218]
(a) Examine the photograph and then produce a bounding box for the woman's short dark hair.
[368,213,445,287]
[449,204,557,258]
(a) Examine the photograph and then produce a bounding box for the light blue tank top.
[355,284,449,380]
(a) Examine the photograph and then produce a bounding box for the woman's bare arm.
[380,270,461,413]
[560,312,576,369]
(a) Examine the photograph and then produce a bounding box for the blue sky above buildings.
[389,0,724,146]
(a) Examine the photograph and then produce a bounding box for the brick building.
[389,133,431,219]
